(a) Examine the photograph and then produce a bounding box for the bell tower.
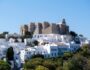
[62,18,66,25]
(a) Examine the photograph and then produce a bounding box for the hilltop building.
[20,25,28,36]
[20,19,69,35]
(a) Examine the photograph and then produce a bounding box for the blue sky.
[0,0,90,39]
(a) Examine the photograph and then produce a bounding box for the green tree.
[0,60,11,70]
[31,54,44,58]
[0,34,5,38]
[69,31,77,37]
[55,58,63,66]
[63,52,87,70]
[35,65,49,70]
[80,44,90,57]
[56,66,63,70]
[43,59,56,70]
[33,40,39,46]
[0,32,8,38]
[24,58,43,70]
[6,47,14,60]
[3,32,9,35]
[24,31,33,38]
[63,59,82,70]
[72,53,87,70]
[63,52,73,60]
[63,60,75,70]
[79,34,83,37]
[86,59,90,70]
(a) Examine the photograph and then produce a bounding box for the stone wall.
[20,19,69,35]
[20,25,28,36]
[28,22,36,32]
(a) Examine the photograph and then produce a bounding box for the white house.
[0,33,88,68]
[19,41,80,63]
[32,34,71,43]
[78,36,90,46]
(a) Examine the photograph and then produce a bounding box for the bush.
[31,54,44,58]
[63,52,73,60]
[0,60,11,70]
[24,58,44,70]
[23,44,90,70]
[43,59,56,70]
[35,65,49,70]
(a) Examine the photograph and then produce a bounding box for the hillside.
[24,44,90,70]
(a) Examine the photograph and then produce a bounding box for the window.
[38,35,39,38]
[55,53,57,56]
[45,35,47,37]
[51,53,53,56]
[51,48,57,51]
[44,51,45,54]
[44,55,46,58]
[48,55,50,58]
[40,35,42,37]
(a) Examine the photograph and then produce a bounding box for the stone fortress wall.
[20,19,69,35]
